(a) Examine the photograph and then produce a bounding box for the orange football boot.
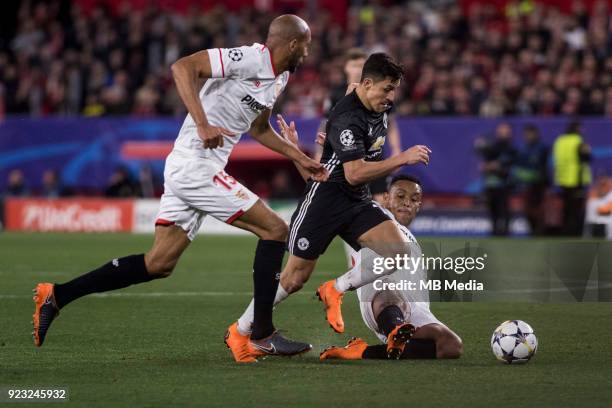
[316,280,345,333]
[224,322,263,363]
[320,337,368,360]
[32,283,59,347]
[386,323,415,359]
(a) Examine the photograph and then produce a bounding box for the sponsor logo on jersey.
[340,129,355,147]
[241,95,267,113]
[368,135,386,151]
[235,189,250,200]
[297,237,310,251]
[254,80,261,88]
[228,48,243,62]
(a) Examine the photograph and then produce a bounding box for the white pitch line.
[0,291,313,299]
[2,284,612,300]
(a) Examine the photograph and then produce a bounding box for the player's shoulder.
[220,43,264,65]
[215,43,279,79]
[331,91,365,116]
[248,43,288,81]
[328,92,368,129]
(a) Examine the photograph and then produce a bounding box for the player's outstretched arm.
[250,110,328,182]
[171,51,235,149]
[343,145,431,186]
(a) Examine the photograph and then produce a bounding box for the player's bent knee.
[371,292,406,317]
[437,335,463,359]
[280,264,313,294]
[282,270,311,293]
[144,255,177,278]
[267,219,289,241]
[258,218,288,241]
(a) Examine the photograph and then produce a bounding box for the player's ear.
[288,38,298,51]
[382,192,389,206]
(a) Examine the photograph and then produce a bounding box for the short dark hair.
[345,48,367,62]
[388,174,422,190]
[523,124,538,133]
[360,53,404,83]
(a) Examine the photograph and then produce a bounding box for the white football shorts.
[155,149,259,240]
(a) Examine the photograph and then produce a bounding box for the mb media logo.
[241,95,266,113]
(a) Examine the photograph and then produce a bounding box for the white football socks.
[334,257,361,292]
[334,248,401,293]
[236,284,289,336]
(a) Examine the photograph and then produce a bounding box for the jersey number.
[213,171,237,190]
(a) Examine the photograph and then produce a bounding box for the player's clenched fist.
[197,123,235,149]
[401,145,431,166]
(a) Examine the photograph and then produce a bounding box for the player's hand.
[345,82,359,95]
[298,156,329,182]
[316,132,326,146]
[300,157,329,182]
[401,145,431,166]
[276,114,299,145]
[197,123,235,149]
[278,114,328,181]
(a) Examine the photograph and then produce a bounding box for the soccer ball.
[490,320,538,364]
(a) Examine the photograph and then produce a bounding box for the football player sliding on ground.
[31,15,327,363]
[279,122,462,360]
[319,175,463,360]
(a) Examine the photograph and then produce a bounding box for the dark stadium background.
[1,0,612,237]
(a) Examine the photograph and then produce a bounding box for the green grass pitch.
[1,233,611,407]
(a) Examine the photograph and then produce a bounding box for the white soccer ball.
[490,320,538,364]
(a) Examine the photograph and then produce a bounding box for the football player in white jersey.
[31,15,327,363]
[320,175,463,360]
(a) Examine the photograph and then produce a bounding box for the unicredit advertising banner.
[3,198,530,236]
[4,198,134,232]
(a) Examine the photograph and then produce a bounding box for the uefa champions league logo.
[228,49,243,62]
[340,129,354,147]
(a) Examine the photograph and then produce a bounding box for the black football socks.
[375,305,405,336]
[362,305,437,359]
[250,240,284,340]
[362,339,437,359]
[53,254,153,309]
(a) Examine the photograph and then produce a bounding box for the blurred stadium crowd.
[2,0,612,117]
